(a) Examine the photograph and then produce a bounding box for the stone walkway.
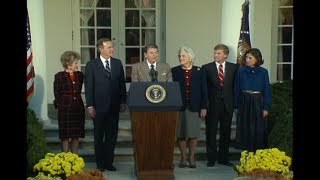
[83,160,239,180]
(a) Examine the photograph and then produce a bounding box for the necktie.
[219,64,224,87]
[150,64,158,82]
[105,60,111,78]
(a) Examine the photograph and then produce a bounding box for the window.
[73,0,162,83]
[276,0,293,81]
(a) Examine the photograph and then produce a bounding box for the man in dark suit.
[202,44,238,167]
[84,38,127,172]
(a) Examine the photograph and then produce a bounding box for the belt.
[242,90,261,94]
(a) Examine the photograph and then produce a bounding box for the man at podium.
[131,44,172,82]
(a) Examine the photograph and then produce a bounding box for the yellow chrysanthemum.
[33,152,85,178]
[235,148,293,178]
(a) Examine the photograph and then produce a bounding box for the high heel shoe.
[188,160,196,168]
[178,160,187,168]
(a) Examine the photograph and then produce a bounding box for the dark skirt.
[235,91,268,152]
[58,105,85,139]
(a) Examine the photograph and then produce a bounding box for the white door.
[72,0,163,84]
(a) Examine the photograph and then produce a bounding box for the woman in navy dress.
[53,51,85,154]
[171,46,208,168]
[234,48,272,152]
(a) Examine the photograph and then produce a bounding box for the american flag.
[237,0,251,65]
[27,12,35,103]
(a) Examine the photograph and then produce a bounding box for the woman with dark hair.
[234,48,272,152]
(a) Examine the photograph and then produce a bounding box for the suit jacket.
[53,71,84,109]
[171,65,208,112]
[84,57,126,112]
[131,60,172,82]
[202,61,238,113]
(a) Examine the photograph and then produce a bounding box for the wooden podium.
[127,82,182,180]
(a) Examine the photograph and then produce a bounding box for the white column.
[221,0,254,63]
[27,0,49,122]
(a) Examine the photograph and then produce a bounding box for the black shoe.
[206,161,215,167]
[97,167,105,172]
[105,165,117,171]
[218,161,233,166]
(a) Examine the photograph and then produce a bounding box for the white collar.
[215,61,226,68]
[100,55,111,63]
[147,60,157,69]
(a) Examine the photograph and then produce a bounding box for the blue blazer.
[84,57,126,112]
[171,65,208,112]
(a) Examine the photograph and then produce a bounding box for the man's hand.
[88,106,96,118]
[120,104,126,112]
[200,109,207,118]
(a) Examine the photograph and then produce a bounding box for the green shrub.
[269,108,293,157]
[27,108,48,177]
[268,80,293,157]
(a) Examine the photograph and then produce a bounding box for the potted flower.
[234,148,293,180]
[30,152,85,179]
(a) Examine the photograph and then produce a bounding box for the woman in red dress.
[53,51,85,154]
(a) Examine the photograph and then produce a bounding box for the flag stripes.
[27,11,35,102]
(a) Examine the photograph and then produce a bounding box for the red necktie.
[219,64,224,87]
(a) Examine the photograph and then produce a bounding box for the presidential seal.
[145,84,166,103]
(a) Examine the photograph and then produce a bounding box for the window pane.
[125,0,138,8]
[142,0,155,8]
[141,10,156,27]
[126,29,140,46]
[126,48,140,64]
[278,27,292,44]
[277,64,292,81]
[126,10,139,27]
[80,0,96,7]
[81,48,96,62]
[126,66,132,82]
[81,29,95,45]
[97,29,111,41]
[279,0,293,6]
[97,0,111,8]
[97,10,111,27]
[278,8,293,25]
[277,46,292,62]
[142,29,155,46]
[80,9,95,26]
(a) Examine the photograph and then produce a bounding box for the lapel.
[142,60,151,81]
[210,62,219,85]
[224,62,230,84]
[95,58,110,77]
[176,66,186,87]
[110,57,115,75]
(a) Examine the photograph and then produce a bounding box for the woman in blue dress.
[234,48,272,152]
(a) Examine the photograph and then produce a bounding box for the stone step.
[48,146,242,163]
[44,120,236,148]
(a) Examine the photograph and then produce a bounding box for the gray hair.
[178,46,195,61]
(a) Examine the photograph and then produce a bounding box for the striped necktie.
[219,64,224,87]
[150,64,158,82]
[105,60,111,78]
